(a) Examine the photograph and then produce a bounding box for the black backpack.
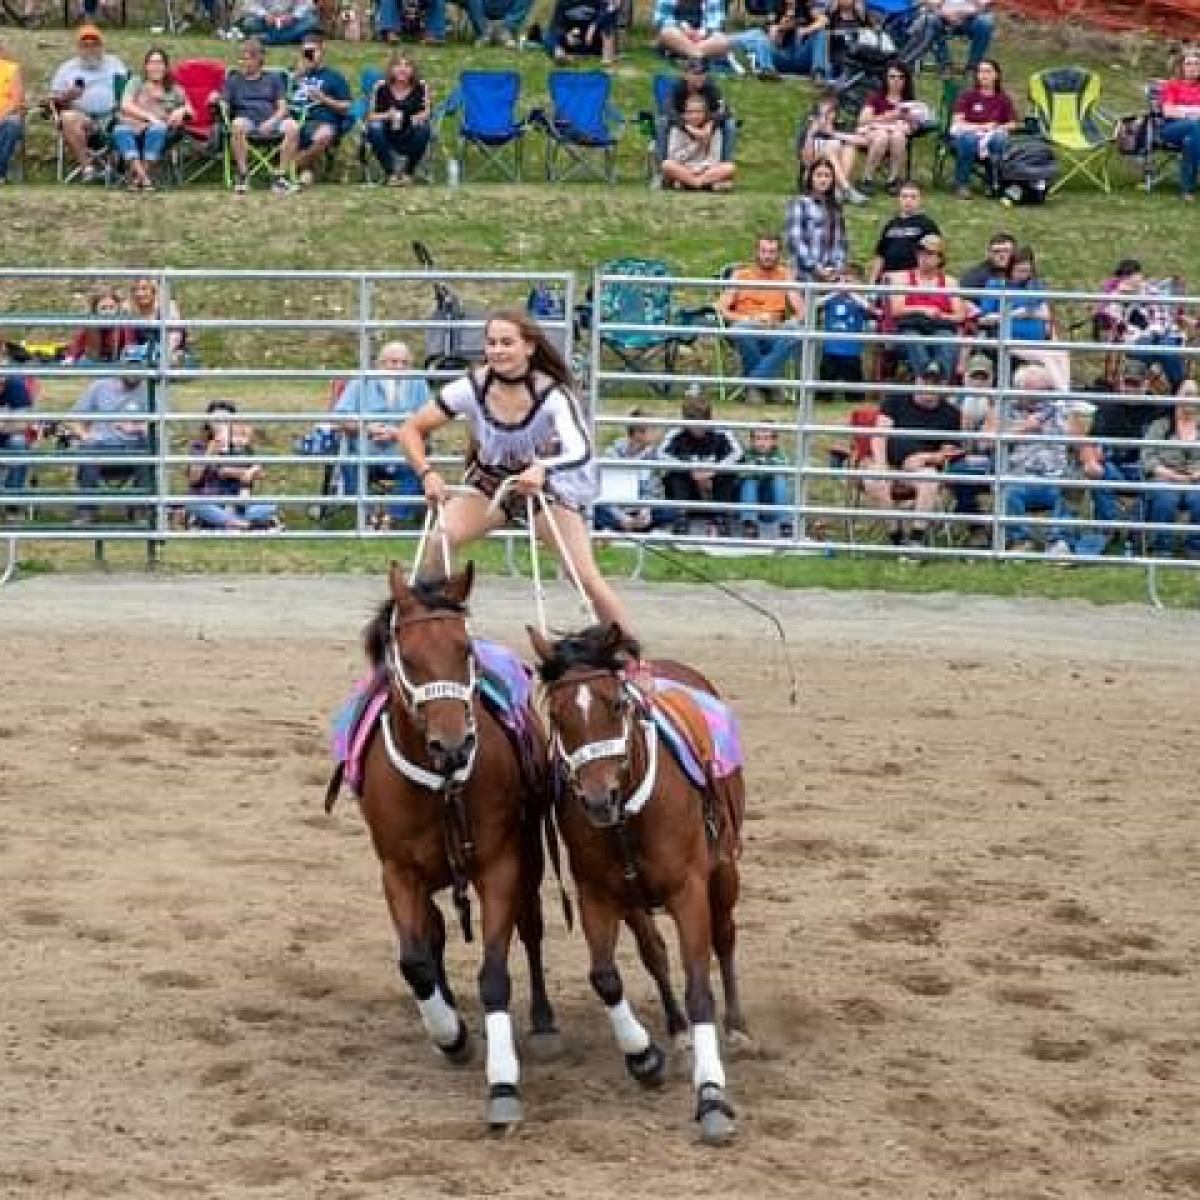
[997,138,1058,205]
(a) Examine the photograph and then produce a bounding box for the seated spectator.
[365,54,432,188]
[291,34,353,187]
[186,400,280,531]
[67,362,151,524]
[0,35,26,186]
[113,48,192,193]
[1141,380,1200,556]
[1094,259,1190,392]
[236,0,319,44]
[999,363,1072,556]
[46,25,126,184]
[1089,358,1171,488]
[652,0,728,63]
[1159,47,1200,203]
[332,340,429,529]
[660,387,742,536]
[657,58,735,166]
[739,422,791,538]
[124,276,187,367]
[855,63,928,197]
[376,0,447,44]
[944,350,997,542]
[950,58,1016,200]
[220,38,300,195]
[958,229,1015,292]
[717,233,804,402]
[65,286,134,365]
[544,0,621,64]
[461,0,533,46]
[869,181,941,283]
[662,94,735,191]
[593,410,672,534]
[928,0,994,75]
[1,349,34,510]
[798,89,866,204]
[863,359,962,549]
[710,0,830,80]
[888,233,967,379]
[817,262,878,404]
[825,0,872,83]
[784,157,849,282]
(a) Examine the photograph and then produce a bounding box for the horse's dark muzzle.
[429,731,476,777]
[581,786,622,829]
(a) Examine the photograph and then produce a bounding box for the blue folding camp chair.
[440,69,528,183]
[534,69,624,183]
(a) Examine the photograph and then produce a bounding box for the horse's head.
[531,623,643,829]
[369,562,478,779]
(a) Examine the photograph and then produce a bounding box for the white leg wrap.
[606,998,650,1056]
[418,986,461,1047]
[484,1011,519,1088]
[691,1022,725,1090]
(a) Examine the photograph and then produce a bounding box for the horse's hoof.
[696,1083,736,1146]
[438,1021,472,1066]
[625,1042,667,1089]
[525,1029,565,1063]
[486,1083,522,1131]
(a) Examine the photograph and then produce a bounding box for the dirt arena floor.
[3,574,1200,1199]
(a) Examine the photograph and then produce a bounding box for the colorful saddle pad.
[648,678,743,790]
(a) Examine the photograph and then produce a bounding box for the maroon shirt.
[953,89,1016,127]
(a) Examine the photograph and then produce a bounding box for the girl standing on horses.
[397,309,633,634]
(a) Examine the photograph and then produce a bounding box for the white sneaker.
[1046,539,1072,559]
[725,50,747,76]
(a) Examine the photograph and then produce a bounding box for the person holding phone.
[46,25,126,182]
[290,32,351,187]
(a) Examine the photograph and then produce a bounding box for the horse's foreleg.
[669,878,736,1146]
[382,862,470,1063]
[709,861,747,1040]
[581,890,666,1089]
[624,907,688,1040]
[476,859,523,1130]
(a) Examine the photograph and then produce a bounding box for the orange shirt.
[723,264,794,323]
[0,61,20,122]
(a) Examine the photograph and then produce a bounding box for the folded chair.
[171,58,227,185]
[534,69,624,183]
[440,69,527,182]
[1028,65,1114,195]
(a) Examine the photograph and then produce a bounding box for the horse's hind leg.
[624,907,688,1040]
[709,861,748,1040]
[581,890,666,1089]
[516,827,559,1041]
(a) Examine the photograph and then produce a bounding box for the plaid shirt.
[653,0,725,33]
[783,196,848,278]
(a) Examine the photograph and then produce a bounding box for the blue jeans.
[1161,118,1200,195]
[340,445,422,522]
[1003,480,1066,545]
[953,129,1006,189]
[900,328,958,380]
[113,122,169,164]
[544,4,617,54]
[932,12,994,69]
[190,500,278,529]
[1146,486,1200,556]
[366,119,432,176]
[730,29,830,78]
[593,503,672,532]
[738,475,789,528]
[0,114,23,180]
[238,12,321,42]
[376,0,447,37]
[461,0,532,35]
[76,441,153,515]
[944,455,991,515]
[728,321,796,385]
[1,431,29,492]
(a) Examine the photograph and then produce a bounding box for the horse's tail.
[543,772,575,933]
[324,763,345,814]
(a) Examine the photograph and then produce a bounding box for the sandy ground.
[3,574,1200,1200]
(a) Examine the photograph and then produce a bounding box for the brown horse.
[529,623,747,1145]
[331,563,558,1130]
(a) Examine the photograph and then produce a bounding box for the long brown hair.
[486,308,575,392]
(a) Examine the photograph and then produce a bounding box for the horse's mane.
[363,578,469,667]
[535,624,642,685]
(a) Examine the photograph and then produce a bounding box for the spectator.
[544,0,621,64]
[65,286,134,365]
[67,364,151,524]
[855,62,927,196]
[291,33,353,188]
[186,400,281,531]
[711,0,830,80]
[869,181,941,283]
[462,0,534,46]
[365,54,432,187]
[1095,259,1190,392]
[950,57,1017,200]
[784,157,849,282]
[220,38,300,195]
[113,47,192,193]
[798,89,866,204]
[124,276,187,367]
[662,93,735,191]
[0,35,25,186]
[1141,380,1200,556]
[999,363,1074,557]
[652,0,728,63]
[825,0,872,83]
[888,232,967,379]
[717,233,804,403]
[944,350,997,542]
[928,0,994,76]
[658,58,735,167]
[738,423,791,538]
[1090,357,1171,479]
[332,340,429,529]
[236,0,319,44]
[593,410,671,534]
[863,359,962,548]
[959,229,1015,292]
[47,24,126,183]
[660,387,742,536]
[1,349,33,509]
[817,262,877,404]
[1160,46,1200,203]
[376,0,447,44]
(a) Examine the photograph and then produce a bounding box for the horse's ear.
[446,560,475,605]
[528,625,553,664]
[602,622,626,653]
[388,562,415,609]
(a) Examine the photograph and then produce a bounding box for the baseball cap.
[917,360,945,380]
[965,353,994,381]
[1120,358,1147,382]
[684,57,708,74]
[77,22,103,41]
[917,233,945,256]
